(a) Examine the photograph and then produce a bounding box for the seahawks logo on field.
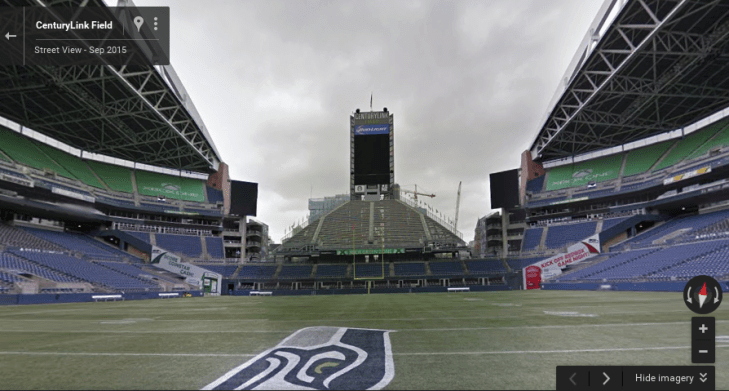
[572,169,593,179]
[202,327,394,390]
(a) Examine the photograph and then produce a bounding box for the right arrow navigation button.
[603,372,610,386]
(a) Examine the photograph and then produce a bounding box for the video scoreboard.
[350,110,394,200]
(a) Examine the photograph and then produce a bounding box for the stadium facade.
[483,0,729,291]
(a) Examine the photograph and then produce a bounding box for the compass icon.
[684,275,723,314]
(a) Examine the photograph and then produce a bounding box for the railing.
[281,215,313,243]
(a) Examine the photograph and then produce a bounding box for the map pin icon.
[134,16,144,32]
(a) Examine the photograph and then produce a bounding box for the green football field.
[0,290,726,390]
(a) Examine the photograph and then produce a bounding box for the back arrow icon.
[569,373,577,386]
[5,32,17,40]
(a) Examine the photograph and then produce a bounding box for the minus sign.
[699,350,709,353]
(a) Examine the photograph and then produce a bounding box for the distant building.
[246,218,270,262]
[308,194,350,224]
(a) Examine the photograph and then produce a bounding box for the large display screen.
[490,169,520,209]
[354,133,390,185]
[229,180,258,217]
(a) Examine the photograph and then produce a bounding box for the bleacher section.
[521,227,543,251]
[622,141,673,177]
[466,259,507,274]
[623,210,729,248]
[238,265,277,279]
[206,186,224,204]
[429,260,464,276]
[0,126,74,179]
[686,122,729,161]
[277,265,313,279]
[155,234,202,258]
[0,252,79,282]
[134,170,205,202]
[373,200,428,246]
[22,228,131,259]
[194,264,238,277]
[556,249,656,281]
[544,222,596,249]
[352,263,385,278]
[33,143,105,189]
[10,250,158,291]
[85,161,135,193]
[653,122,724,171]
[0,223,65,251]
[545,154,623,191]
[393,262,426,277]
[526,175,545,193]
[315,264,348,279]
[649,243,729,279]
[205,237,224,258]
[125,231,150,243]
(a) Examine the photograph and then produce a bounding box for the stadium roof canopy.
[530,0,729,162]
[0,0,222,173]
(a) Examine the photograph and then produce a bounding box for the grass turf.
[0,290,726,390]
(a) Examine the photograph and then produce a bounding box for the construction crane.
[400,184,435,201]
[454,181,462,231]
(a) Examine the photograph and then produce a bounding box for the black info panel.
[229,180,258,217]
[354,133,390,185]
[489,169,519,209]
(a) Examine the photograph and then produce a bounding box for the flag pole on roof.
[370,92,373,111]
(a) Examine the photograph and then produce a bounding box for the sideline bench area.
[249,291,273,296]
[92,294,123,302]
[447,287,470,292]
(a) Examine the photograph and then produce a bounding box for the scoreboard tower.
[350,108,394,201]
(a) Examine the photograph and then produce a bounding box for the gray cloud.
[135,0,603,242]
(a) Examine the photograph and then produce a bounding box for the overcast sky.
[134,0,604,243]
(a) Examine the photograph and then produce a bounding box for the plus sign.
[700,324,709,334]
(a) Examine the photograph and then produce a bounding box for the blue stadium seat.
[277,265,313,279]
[155,234,203,257]
[393,262,426,277]
[205,237,225,258]
[315,264,348,279]
[466,259,507,274]
[544,222,597,249]
[521,227,543,251]
[428,261,464,276]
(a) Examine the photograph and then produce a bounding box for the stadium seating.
[0,270,27,285]
[624,210,729,248]
[0,252,79,282]
[22,228,131,259]
[206,186,224,204]
[544,222,597,249]
[315,264,348,279]
[521,227,543,251]
[622,141,673,177]
[556,249,656,281]
[0,126,75,179]
[96,261,161,282]
[652,123,721,171]
[393,262,426,277]
[277,265,313,279]
[238,265,277,279]
[97,197,137,208]
[526,175,545,193]
[86,161,135,193]
[32,143,105,189]
[11,250,158,291]
[155,234,202,257]
[686,123,729,161]
[205,237,224,258]
[545,154,623,191]
[0,223,65,251]
[428,260,464,276]
[196,264,239,277]
[134,170,205,202]
[649,243,729,279]
[352,263,385,278]
[466,259,507,274]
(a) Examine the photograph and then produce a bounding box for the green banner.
[336,248,405,255]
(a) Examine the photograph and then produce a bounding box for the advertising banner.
[150,246,222,294]
[523,233,601,290]
[354,124,390,136]
[663,166,711,185]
